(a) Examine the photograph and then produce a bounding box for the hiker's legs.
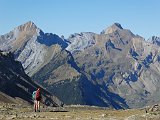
[37,101,40,111]
[34,100,37,112]
[36,100,38,111]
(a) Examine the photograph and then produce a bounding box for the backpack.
[32,91,36,100]
[36,89,41,100]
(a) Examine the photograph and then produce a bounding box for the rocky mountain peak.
[16,21,38,32]
[66,32,96,53]
[151,36,160,41]
[112,23,123,29]
[148,36,160,46]
[101,23,123,34]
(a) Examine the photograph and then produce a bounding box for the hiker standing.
[32,88,42,112]
[32,90,37,112]
[35,88,42,112]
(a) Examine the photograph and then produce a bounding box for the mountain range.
[1,21,160,109]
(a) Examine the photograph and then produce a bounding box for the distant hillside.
[0,51,62,106]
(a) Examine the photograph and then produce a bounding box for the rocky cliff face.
[0,51,62,106]
[0,21,67,76]
[1,22,160,109]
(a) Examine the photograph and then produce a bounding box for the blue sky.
[0,0,160,39]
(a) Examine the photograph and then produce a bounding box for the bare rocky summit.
[0,21,67,76]
[101,23,124,34]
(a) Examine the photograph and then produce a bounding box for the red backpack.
[36,88,41,100]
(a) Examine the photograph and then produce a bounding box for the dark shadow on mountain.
[106,40,122,51]
[95,69,105,79]
[37,31,68,49]
[91,70,109,82]
[157,55,160,62]
[0,74,61,106]
[129,48,139,60]
[64,39,71,44]
[80,74,129,109]
[48,77,85,105]
[66,50,81,73]
[129,72,138,82]
[151,36,160,46]
[142,53,153,68]
[1,82,33,103]
[102,86,129,109]
[124,72,138,83]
